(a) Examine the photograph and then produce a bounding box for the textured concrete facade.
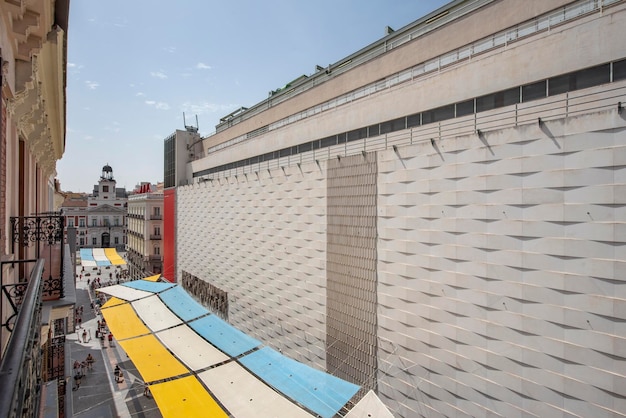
[327,154,379,390]
[177,1,626,416]
[178,163,329,367]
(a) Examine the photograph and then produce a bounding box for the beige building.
[0,0,71,416]
[61,165,127,250]
[127,182,164,279]
[176,0,626,417]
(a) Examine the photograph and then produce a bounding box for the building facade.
[61,166,127,250]
[126,182,164,279]
[0,0,72,416]
[163,126,203,282]
[174,1,626,417]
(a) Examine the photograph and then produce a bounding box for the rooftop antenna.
[183,112,198,133]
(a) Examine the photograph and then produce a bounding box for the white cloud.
[150,71,167,79]
[68,62,76,68]
[136,92,145,97]
[164,46,176,54]
[85,80,99,90]
[145,100,170,110]
[196,62,212,70]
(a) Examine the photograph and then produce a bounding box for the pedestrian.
[86,353,95,370]
[73,373,82,390]
[143,383,150,397]
[77,316,81,328]
[114,364,124,383]
[82,329,87,343]
[87,278,90,285]
[108,332,113,346]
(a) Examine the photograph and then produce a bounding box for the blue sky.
[57,0,450,193]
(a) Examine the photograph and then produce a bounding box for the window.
[320,135,337,147]
[407,113,421,128]
[79,218,85,227]
[522,81,547,102]
[79,238,84,246]
[114,217,119,226]
[422,104,455,124]
[476,87,520,112]
[155,246,160,255]
[614,59,626,81]
[92,237,97,245]
[154,207,161,216]
[154,227,161,236]
[103,185,109,192]
[549,64,610,96]
[367,124,380,137]
[92,218,97,227]
[380,117,405,134]
[114,237,119,244]
[456,99,475,117]
[67,218,74,227]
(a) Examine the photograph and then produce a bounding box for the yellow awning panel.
[101,296,125,309]
[101,303,150,340]
[118,334,189,382]
[105,248,126,265]
[150,376,228,418]
[143,274,161,282]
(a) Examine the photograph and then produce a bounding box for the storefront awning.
[97,279,392,418]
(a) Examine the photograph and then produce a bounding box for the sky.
[56,0,450,193]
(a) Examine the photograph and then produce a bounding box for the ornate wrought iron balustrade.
[10,213,65,298]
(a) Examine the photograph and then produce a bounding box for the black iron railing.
[10,213,65,298]
[0,259,44,418]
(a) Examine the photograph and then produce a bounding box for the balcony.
[2,214,75,417]
[150,234,162,240]
[0,260,45,418]
[150,214,162,220]
[10,214,65,299]
[150,254,162,261]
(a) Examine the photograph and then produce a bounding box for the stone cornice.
[3,0,66,178]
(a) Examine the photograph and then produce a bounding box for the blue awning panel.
[189,315,261,357]
[159,286,207,322]
[80,248,95,261]
[123,280,175,293]
[239,347,360,418]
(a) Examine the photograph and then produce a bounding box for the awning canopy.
[80,248,126,267]
[97,280,392,418]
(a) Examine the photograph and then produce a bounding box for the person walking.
[86,353,95,370]
[82,329,87,343]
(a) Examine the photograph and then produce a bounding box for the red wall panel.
[163,188,176,282]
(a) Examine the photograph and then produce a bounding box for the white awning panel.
[132,295,183,332]
[197,362,314,418]
[155,324,230,371]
